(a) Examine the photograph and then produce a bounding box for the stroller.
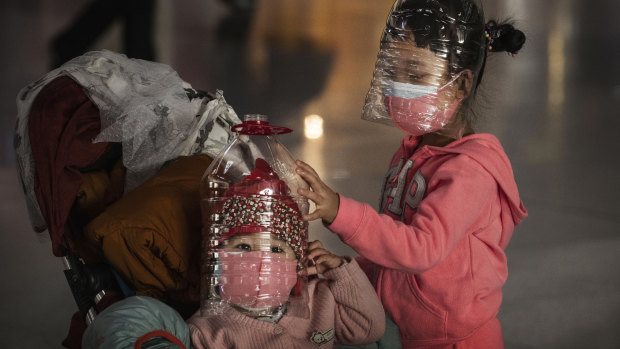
[14,51,241,348]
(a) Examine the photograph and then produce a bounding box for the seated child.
[188,236,385,348]
[187,160,385,349]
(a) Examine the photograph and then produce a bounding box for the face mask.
[383,75,462,137]
[219,251,298,310]
[384,80,437,99]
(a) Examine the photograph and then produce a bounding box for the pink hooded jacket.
[328,133,527,348]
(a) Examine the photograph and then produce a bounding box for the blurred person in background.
[50,0,157,68]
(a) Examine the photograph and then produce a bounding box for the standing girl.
[296,0,527,348]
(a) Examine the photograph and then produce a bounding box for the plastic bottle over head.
[199,114,310,317]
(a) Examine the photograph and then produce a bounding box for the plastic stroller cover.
[14,50,241,254]
[81,296,190,349]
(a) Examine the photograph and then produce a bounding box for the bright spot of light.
[304,114,324,139]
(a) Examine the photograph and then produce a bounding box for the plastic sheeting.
[362,0,486,139]
[15,50,241,233]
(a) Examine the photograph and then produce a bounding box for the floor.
[0,0,619,348]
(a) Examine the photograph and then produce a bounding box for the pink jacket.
[187,259,385,348]
[328,134,527,348]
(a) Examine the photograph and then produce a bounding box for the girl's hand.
[305,240,346,276]
[295,160,340,224]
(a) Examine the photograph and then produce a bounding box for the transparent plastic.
[362,0,486,139]
[199,114,309,319]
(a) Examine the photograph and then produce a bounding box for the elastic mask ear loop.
[438,70,469,94]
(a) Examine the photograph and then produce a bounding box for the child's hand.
[305,240,346,276]
[295,160,340,224]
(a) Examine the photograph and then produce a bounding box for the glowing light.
[304,114,324,139]
[548,29,565,107]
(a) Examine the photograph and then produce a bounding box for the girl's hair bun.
[485,20,526,55]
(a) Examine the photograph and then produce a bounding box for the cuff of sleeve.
[327,195,366,242]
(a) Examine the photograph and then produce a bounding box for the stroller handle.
[62,254,98,325]
[62,252,123,326]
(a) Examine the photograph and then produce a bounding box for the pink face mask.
[218,251,298,309]
[383,76,462,137]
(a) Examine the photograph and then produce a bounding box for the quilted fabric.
[85,155,212,305]
[81,296,190,349]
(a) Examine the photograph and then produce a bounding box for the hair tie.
[485,22,519,56]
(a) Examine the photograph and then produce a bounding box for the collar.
[232,302,289,323]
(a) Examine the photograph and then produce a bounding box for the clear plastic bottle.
[199,114,309,317]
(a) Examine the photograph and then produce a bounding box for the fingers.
[306,240,326,261]
[305,240,344,274]
[306,240,328,274]
[296,160,340,224]
[295,160,325,190]
[306,248,329,262]
[306,265,318,276]
[297,189,327,222]
[297,186,321,203]
[314,254,345,273]
[302,211,322,222]
[296,160,320,178]
[308,240,324,250]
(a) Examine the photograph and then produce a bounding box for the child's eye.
[234,243,251,251]
[408,73,426,80]
[271,246,284,253]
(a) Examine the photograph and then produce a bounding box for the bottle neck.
[244,114,268,123]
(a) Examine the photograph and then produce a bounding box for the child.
[187,160,385,349]
[295,0,527,348]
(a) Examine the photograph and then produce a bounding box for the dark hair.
[477,19,526,90]
[484,20,526,54]
[385,0,526,91]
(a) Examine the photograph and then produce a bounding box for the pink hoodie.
[328,133,527,348]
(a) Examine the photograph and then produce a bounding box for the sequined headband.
[218,195,306,265]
